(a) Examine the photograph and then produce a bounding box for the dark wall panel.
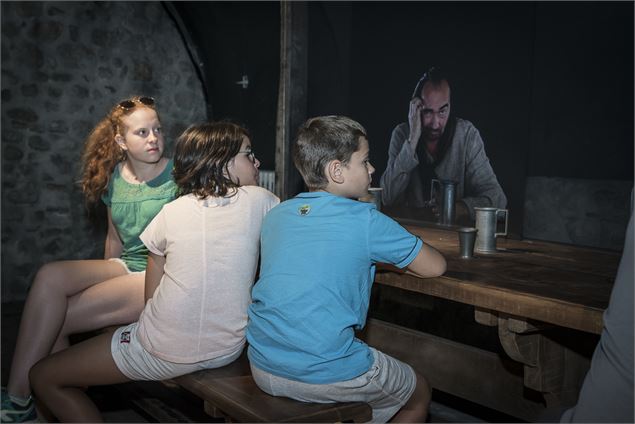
[171,1,280,171]
[308,2,353,117]
[527,2,634,179]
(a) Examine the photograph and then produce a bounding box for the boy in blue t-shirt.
[246,115,446,423]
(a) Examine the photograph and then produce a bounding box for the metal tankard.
[430,179,457,226]
[474,207,508,253]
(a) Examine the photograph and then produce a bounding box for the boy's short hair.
[293,115,367,190]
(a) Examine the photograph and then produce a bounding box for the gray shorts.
[250,347,417,423]
[111,322,243,381]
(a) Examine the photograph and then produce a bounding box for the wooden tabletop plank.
[375,226,621,334]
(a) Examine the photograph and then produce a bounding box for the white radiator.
[259,169,276,194]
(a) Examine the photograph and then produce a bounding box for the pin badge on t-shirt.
[298,204,311,216]
[120,331,131,344]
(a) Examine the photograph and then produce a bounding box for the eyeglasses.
[117,96,155,110]
[238,150,256,163]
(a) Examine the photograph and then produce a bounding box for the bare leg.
[29,330,130,423]
[391,371,431,423]
[6,260,130,398]
[51,272,146,354]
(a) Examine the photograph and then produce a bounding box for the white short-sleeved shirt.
[138,186,279,363]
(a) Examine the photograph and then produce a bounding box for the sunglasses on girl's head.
[117,96,155,110]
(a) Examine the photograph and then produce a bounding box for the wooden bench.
[169,350,372,422]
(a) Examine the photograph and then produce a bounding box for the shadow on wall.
[523,177,632,251]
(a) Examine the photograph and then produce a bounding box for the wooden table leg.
[474,308,594,408]
[498,315,565,397]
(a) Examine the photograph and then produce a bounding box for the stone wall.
[1,2,207,301]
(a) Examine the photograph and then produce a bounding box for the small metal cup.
[363,187,383,211]
[458,227,478,259]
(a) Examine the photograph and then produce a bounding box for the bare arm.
[405,241,447,278]
[104,208,123,259]
[144,252,165,303]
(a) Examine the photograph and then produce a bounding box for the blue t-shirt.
[247,191,422,384]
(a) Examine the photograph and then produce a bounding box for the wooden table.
[379,225,618,335]
[361,224,621,422]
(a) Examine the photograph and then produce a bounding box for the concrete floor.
[2,301,516,423]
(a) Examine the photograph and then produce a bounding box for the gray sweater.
[379,118,506,218]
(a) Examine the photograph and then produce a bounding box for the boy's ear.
[326,160,345,184]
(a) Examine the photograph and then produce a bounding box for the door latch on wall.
[235,75,249,89]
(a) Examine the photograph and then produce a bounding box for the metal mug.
[430,179,457,226]
[366,187,383,211]
[457,227,478,259]
[474,207,508,253]
[359,187,383,211]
